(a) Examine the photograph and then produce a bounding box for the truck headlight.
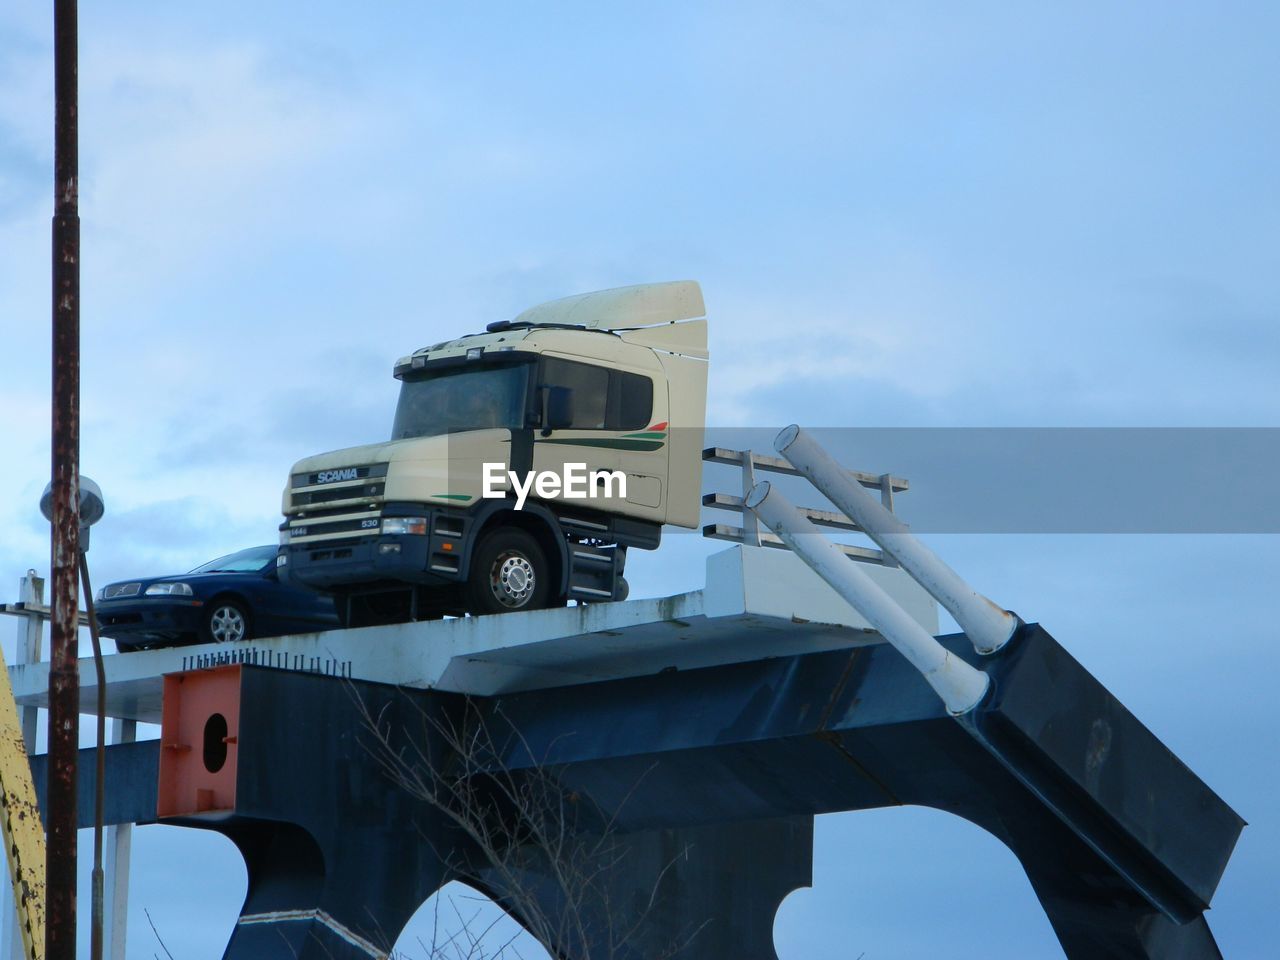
[382,516,428,536]
[145,582,194,596]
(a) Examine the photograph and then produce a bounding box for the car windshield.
[391,362,530,440]
[189,545,276,574]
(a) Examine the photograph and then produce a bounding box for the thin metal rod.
[775,424,1019,654]
[48,2,81,959]
[746,481,989,715]
[740,451,760,547]
[77,557,106,960]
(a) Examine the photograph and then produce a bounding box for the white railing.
[774,426,1017,654]
[701,447,908,566]
[708,427,1022,716]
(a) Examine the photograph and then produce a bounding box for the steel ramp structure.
[12,542,1241,960]
[6,545,937,720]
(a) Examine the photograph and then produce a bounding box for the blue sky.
[1,2,1277,957]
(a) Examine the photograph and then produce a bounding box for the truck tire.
[465,527,550,616]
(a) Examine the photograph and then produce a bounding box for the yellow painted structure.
[0,642,44,960]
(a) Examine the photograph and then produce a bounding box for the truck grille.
[287,507,381,545]
[288,462,389,511]
[292,481,386,507]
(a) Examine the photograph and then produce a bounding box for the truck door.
[532,356,622,511]
[532,355,667,523]
[613,368,667,519]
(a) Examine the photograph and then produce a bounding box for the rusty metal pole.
[48,2,81,959]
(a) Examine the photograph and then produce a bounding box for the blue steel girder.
[33,623,1242,960]
[477,625,1242,957]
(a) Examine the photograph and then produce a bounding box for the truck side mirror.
[544,386,575,435]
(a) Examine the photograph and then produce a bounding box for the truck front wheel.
[465,528,550,616]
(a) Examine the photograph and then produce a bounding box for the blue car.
[95,545,339,652]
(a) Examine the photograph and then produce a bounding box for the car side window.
[541,358,654,431]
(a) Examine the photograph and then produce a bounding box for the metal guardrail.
[705,429,1019,713]
[733,425,1021,716]
[775,426,1016,654]
[0,605,91,629]
[701,446,907,566]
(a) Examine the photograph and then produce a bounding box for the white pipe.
[105,717,136,960]
[775,425,1018,655]
[746,481,989,715]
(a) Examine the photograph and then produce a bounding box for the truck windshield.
[392,363,530,439]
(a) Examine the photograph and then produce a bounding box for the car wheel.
[464,528,550,616]
[203,599,251,644]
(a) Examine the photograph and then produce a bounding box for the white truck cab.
[279,281,708,624]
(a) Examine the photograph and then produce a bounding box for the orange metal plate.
[157,665,241,818]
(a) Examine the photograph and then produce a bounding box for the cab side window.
[542,358,609,428]
[541,359,653,430]
[610,370,653,430]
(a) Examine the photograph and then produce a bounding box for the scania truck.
[278,281,709,624]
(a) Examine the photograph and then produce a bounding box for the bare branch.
[145,909,177,960]
[352,684,705,960]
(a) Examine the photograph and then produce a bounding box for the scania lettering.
[279,281,709,624]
